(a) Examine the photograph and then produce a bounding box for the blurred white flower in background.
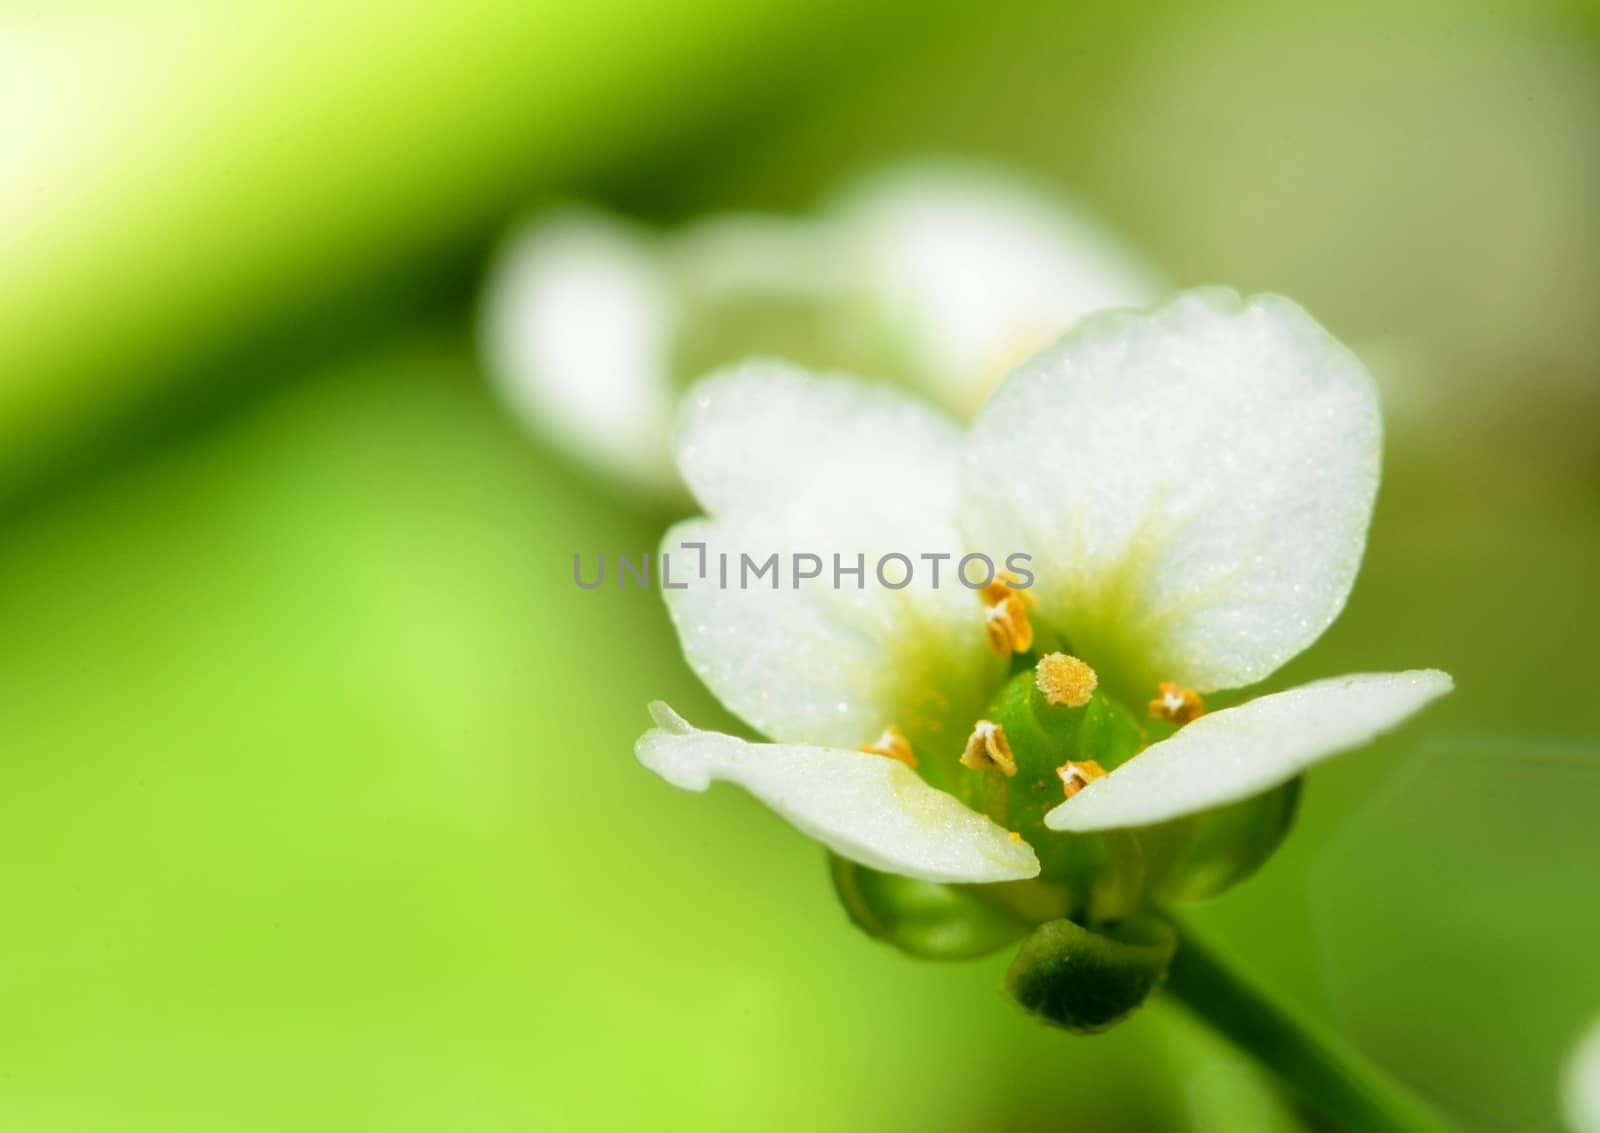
[1568,1015,1600,1133]
[481,209,684,493]
[827,163,1164,418]
[479,160,1164,502]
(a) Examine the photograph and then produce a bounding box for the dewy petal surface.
[480,207,678,492]
[963,288,1381,695]
[637,703,1039,883]
[831,160,1164,417]
[666,360,1000,751]
[1045,670,1453,832]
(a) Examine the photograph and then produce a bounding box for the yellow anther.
[983,597,1034,655]
[1057,759,1107,799]
[1149,682,1206,725]
[960,720,1018,777]
[979,572,1036,657]
[861,726,917,769]
[1008,831,1023,844]
[979,572,1037,610]
[1034,652,1098,708]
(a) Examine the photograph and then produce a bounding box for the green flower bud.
[1006,914,1177,1034]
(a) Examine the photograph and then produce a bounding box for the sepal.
[1141,779,1303,904]
[829,855,1030,961]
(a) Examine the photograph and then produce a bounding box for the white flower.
[479,162,1160,499]
[636,288,1451,887]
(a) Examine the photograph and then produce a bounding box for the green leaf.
[828,855,1030,961]
[1005,914,1176,1034]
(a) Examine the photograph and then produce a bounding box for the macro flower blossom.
[479,161,1160,499]
[636,287,1451,986]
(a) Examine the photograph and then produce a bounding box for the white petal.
[677,355,961,524]
[1565,1014,1600,1133]
[831,160,1165,417]
[480,208,679,495]
[666,360,1001,751]
[964,287,1381,694]
[1045,671,1453,832]
[637,703,1039,883]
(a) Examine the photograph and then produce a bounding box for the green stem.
[1162,918,1464,1133]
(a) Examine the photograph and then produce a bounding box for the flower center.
[962,655,1110,803]
[947,659,1147,912]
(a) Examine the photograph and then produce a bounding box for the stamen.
[960,720,1017,777]
[978,572,1037,609]
[983,598,1034,655]
[1149,681,1205,725]
[861,726,917,769]
[1034,652,1098,708]
[1057,759,1107,799]
[979,572,1036,657]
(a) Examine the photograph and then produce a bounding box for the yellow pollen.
[979,572,1036,657]
[1008,831,1023,844]
[979,572,1037,610]
[960,720,1017,777]
[1057,759,1107,799]
[861,726,917,769]
[983,597,1034,655]
[1149,682,1205,725]
[1034,652,1098,707]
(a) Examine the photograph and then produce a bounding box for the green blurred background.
[2,1,1598,1129]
